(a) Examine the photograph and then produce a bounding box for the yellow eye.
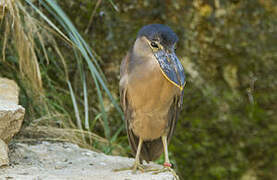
[150,42,159,48]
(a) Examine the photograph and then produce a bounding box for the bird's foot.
[113,163,145,173]
[150,164,180,180]
[132,162,145,174]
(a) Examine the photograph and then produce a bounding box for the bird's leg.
[162,135,171,167]
[149,136,180,180]
[113,137,145,173]
[162,135,179,179]
[132,137,144,173]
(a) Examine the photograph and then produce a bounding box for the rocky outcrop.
[1,141,175,180]
[0,78,25,167]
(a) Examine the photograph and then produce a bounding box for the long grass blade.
[74,49,89,130]
[82,70,89,130]
[89,68,110,138]
[24,0,71,44]
[67,80,82,132]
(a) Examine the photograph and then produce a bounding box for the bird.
[119,24,185,174]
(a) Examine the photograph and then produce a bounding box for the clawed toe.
[132,163,145,173]
[151,166,180,180]
[113,163,145,173]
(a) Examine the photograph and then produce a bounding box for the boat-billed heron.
[119,24,185,174]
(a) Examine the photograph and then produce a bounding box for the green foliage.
[0,0,124,153]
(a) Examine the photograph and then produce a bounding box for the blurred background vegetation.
[0,0,277,179]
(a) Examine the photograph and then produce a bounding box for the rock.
[0,78,25,143]
[0,139,9,167]
[0,78,19,104]
[1,141,175,180]
[0,78,25,167]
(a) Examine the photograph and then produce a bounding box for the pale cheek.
[133,38,152,56]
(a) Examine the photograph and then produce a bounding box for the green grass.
[0,0,125,154]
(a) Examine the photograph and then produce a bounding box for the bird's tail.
[140,137,164,162]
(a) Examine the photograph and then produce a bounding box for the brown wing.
[167,91,184,143]
[119,52,128,112]
[119,52,140,159]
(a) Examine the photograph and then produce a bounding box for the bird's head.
[132,24,185,90]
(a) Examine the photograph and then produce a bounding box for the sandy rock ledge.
[0,141,175,180]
